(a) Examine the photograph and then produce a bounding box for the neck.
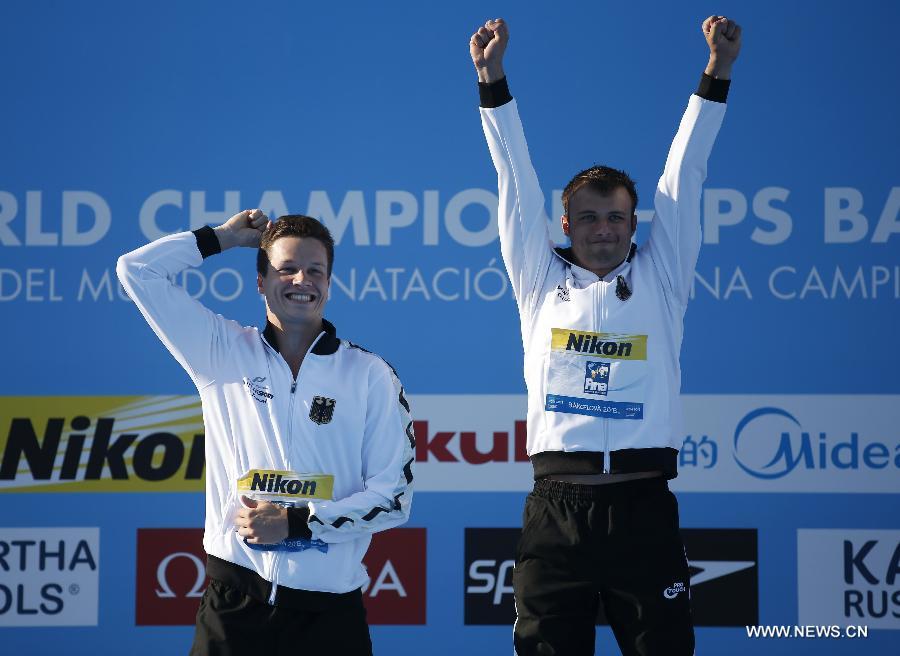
[266,315,323,358]
[573,255,620,280]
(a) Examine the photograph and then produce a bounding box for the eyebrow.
[275,260,327,267]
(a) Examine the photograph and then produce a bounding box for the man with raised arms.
[118,211,414,654]
[470,15,741,655]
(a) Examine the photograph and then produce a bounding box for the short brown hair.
[256,215,335,277]
[562,165,638,216]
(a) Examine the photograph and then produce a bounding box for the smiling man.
[471,14,741,656]
[117,211,414,655]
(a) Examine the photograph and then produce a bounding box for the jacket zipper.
[266,332,324,605]
[597,278,610,473]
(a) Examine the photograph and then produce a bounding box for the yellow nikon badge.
[237,470,334,505]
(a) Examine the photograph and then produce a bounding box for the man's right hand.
[470,18,508,84]
[214,209,272,250]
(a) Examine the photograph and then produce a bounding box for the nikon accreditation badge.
[545,328,648,420]
[237,469,334,503]
[236,469,333,554]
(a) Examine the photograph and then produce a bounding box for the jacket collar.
[553,243,637,282]
[262,318,341,356]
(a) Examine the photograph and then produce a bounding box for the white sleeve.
[306,365,414,543]
[480,99,555,316]
[116,230,239,389]
[645,95,726,306]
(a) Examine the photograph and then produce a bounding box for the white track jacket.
[117,231,414,594]
[481,87,726,478]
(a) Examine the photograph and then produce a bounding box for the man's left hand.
[702,15,742,79]
[234,496,289,544]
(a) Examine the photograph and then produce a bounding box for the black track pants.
[513,477,694,656]
[189,579,372,656]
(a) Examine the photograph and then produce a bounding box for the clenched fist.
[213,209,273,250]
[702,16,742,79]
[470,18,508,83]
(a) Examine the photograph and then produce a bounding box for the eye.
[579,214,596,222]
[608,215,624,223]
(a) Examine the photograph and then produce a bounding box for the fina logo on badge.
[583,361,610,396]
[309,396,336,425]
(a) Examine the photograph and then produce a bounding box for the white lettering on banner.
[61,192,111,246]
[0,191,111,247]
[767,265,900,300]
[361,560,408,598]
[7,265,898,303]
[798,530,900,630]
[402,395,900,493]
[0,528,100,627]
[306,190,369,245]
[331,262,509,302]
[3,186,899,246]
[824,187,900,243]
[75,268,243,303]
[702,187,795,245]
[467,559,515,605]
[0,269,64,302]
[691,266,753,300]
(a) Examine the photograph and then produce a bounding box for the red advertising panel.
[362,527,427,625]
[135,528,207,626]
[135,527,425,625]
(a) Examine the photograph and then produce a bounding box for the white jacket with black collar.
[479,75,728,479]
[117,229,414,596]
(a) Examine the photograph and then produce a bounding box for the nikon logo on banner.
[0,396,204,492]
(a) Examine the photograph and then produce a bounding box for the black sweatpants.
[189,578,372,656]
[513,477,694,656]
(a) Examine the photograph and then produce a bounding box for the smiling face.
[562,185,637,277]
[257,236,330,328]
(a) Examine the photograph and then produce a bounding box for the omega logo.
[155,552,206,599]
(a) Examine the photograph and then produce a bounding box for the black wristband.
[286,506,313,540]
[192,225,222,259]
[696,73,730,103]
[478,76,512,108]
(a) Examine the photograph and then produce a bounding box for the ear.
[561,215,570,236]
[257,273,264,295]
[630,214,637,236]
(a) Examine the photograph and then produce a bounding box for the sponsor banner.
[135,529,207,626]
[464,528,757,627]
[681,529,758,626]
[135,527,425,626]
[0,396,204,492]
[361,527,427,625]
[412,395,899,493]
[798,529,900,630]
[0,527,100,627]
[5,395,897,493]
[674,396,900,493]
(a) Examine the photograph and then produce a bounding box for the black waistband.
[532,475,669,502]
[530,447,678,479]
[206,554,361,611]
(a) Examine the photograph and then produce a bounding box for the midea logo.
[155,552,205,599]
[733,407,896,479]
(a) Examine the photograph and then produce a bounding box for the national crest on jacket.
[309,396,336,425]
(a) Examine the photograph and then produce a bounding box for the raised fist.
[702,16,742,63]
[214,209,272,250]
[470,18,508,83]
